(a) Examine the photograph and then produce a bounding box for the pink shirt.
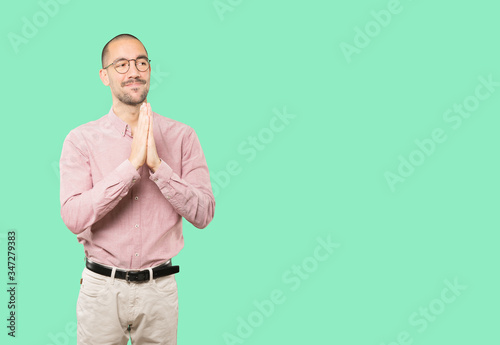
[59,107,215,270]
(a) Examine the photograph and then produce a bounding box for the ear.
[99,68,110,86]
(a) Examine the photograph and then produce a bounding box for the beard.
[111,78,149,106]
[116,86,149,106]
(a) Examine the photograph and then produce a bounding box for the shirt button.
[134,196,139,200]
[132,178,136,183]
[166,196,170,199]
[154,178,158,182]
[135,224,139,228]
[135,253,139,257]
[118,197,122,200]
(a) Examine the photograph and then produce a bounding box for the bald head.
[101,34,148,68]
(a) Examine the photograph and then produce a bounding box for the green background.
[1,0,498,344]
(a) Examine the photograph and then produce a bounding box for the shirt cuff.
[149,159,175,193]
[116,159,141,187]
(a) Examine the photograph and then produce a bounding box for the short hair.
[101,34,148,68]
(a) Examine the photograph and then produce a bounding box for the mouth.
[125,83,143,88]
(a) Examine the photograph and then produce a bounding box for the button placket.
[130,182,141,267]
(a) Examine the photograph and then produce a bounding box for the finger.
[140,103,148,123]
[147,115,154,145]
[140,102,147,117]
[146,104,152,129]
[136,106,144,131]
[139,103,149,133]
[147,104,154,136]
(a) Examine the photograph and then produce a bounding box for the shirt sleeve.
[148,127,215,229]
[59,130,141,234]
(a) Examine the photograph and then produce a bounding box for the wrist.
[151,158,162,173]
[128,158,141,170]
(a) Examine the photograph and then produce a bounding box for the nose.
[126,60,141,78]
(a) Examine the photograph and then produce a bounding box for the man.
[59,33,215,344]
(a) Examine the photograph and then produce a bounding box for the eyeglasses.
[104,57,151,74]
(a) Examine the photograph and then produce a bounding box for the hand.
[128,103,149,170]
[145,103,162,172]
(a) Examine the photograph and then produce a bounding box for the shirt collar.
[106,107,132,138]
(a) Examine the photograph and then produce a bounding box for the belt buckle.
[125,270,140,282]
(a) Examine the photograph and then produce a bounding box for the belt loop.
[147,267,153,282]
[110,267,117,285]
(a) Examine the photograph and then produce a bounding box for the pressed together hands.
[128,102,162,172]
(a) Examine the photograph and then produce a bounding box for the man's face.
[100,38,151,106]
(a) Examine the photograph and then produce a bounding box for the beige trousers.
[76,264,178,345]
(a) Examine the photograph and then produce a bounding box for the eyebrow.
[113,54,149,63]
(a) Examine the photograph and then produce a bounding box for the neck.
[112,98,147,128]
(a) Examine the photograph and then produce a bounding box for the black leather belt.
[86,258,180,282]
